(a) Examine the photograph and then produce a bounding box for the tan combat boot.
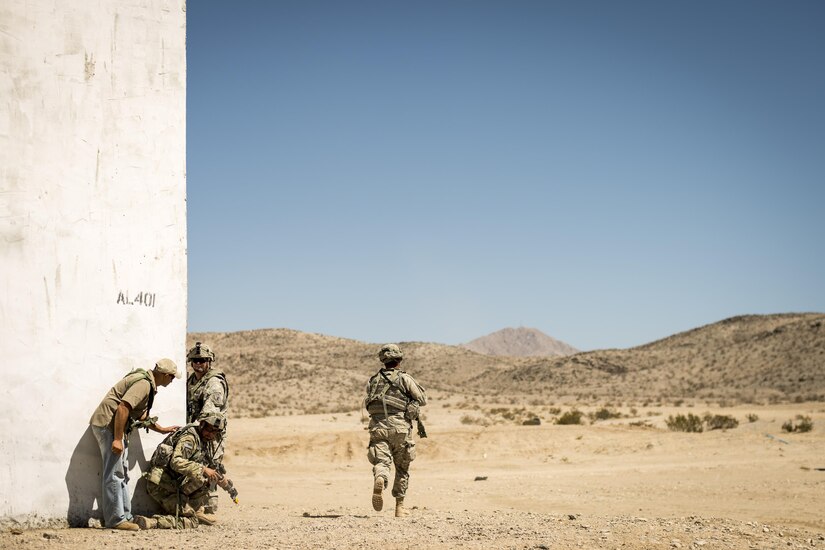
[195,507,218,526]
[134,515,157,530]
[372,476,385,511]
[112,520,140,531]
[395,498,408,518]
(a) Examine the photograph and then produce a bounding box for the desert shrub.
[546,407,561,415]
[590,408,622,422]
[489,407,522,422]
[629,420,654,428]
[782,415,814,433]
[746,413,759,423]
[673,399,684,407]
[666,413,704,433]
[703,414,739,430]
[460,414,489,426]
[556,409,584,425]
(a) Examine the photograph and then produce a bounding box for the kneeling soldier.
[135,415,228,529]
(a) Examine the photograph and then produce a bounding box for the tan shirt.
[89,370,157,430]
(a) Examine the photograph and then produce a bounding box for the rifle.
[379,370,427,439]
[127,415,158,435]
[215,463,239,504]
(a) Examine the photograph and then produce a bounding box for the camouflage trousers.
[207,431,227,513]
[146,477,210,518]
[367,427,416,498]
[146,515,200,529]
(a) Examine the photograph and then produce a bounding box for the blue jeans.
[91,425,132,527]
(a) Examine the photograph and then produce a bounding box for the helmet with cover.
[187,341,216,363]
[199,414,226,431]
[378,344,403,364]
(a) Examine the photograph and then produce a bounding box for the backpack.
[148,423,199,470]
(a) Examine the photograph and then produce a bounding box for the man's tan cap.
[154,358,181,378]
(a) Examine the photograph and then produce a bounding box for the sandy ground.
[4,404,825,549]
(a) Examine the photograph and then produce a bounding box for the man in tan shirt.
[89,359,180,530]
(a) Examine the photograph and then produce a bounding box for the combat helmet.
[378,344,403,364]
[199,414,226,431]
[187,341,216,363]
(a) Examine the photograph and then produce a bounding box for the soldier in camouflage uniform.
[186,342,229,513]
[135,415,227,529]
[364,344,427,518]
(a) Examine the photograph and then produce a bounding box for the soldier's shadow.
[64,426,156,527]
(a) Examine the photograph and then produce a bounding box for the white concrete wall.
[0,0,187,527]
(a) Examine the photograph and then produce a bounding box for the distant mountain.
[189,313,825,417]
[461,327,579,357]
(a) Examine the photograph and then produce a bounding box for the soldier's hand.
[159,425,180,434]
[202,467,219,483]
[111,439,124,455]
[218,476,232,489]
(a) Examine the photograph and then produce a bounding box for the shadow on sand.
[64,426,158,527]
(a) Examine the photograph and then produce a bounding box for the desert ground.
[5,400,824,549]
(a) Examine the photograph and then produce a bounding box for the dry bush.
[460,414,490,427]
[556,409,584,425]
[665,413,704,432]
[746,413,759,423]
[703,413,739,430]
[589,408,622,422]
[782,415,814,433]
[629,420,654,428]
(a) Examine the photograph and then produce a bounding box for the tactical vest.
[123,369,155,417]
[365,369,410,417]
[187,369,228,423]
[148,423,203,476]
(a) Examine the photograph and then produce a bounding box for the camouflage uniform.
[187,369,228,462]
[365,344,427,515]
[142,425,211,529]
[186,342,229,512]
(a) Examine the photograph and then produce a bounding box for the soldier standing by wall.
[88,359,180,530]
[364,344,427,518]
[135,415,228,529]
[186,342,229,513]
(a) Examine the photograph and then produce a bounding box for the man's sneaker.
[134,516,157,530]
[112,520,139,531]
[372,477,384,511]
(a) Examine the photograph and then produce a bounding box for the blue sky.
[187,1,825,351]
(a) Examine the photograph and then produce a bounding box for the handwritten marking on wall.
[116,291,156,307]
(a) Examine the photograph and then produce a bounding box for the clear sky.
[187,1,825,351]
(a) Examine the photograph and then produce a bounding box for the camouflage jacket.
[168,426,207,480]
[365,368,427,433]
[148,425,211,496]
[187,369,228,424]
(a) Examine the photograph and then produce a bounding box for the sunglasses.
[191,358,210,365]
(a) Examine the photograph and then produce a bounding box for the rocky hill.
[189,313,825,417]
[462,326,578,357]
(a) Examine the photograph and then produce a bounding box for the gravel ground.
[4,508,825,550]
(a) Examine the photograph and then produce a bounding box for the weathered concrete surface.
[0,0,187,527]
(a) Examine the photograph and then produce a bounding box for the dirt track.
[4,404,824,549]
